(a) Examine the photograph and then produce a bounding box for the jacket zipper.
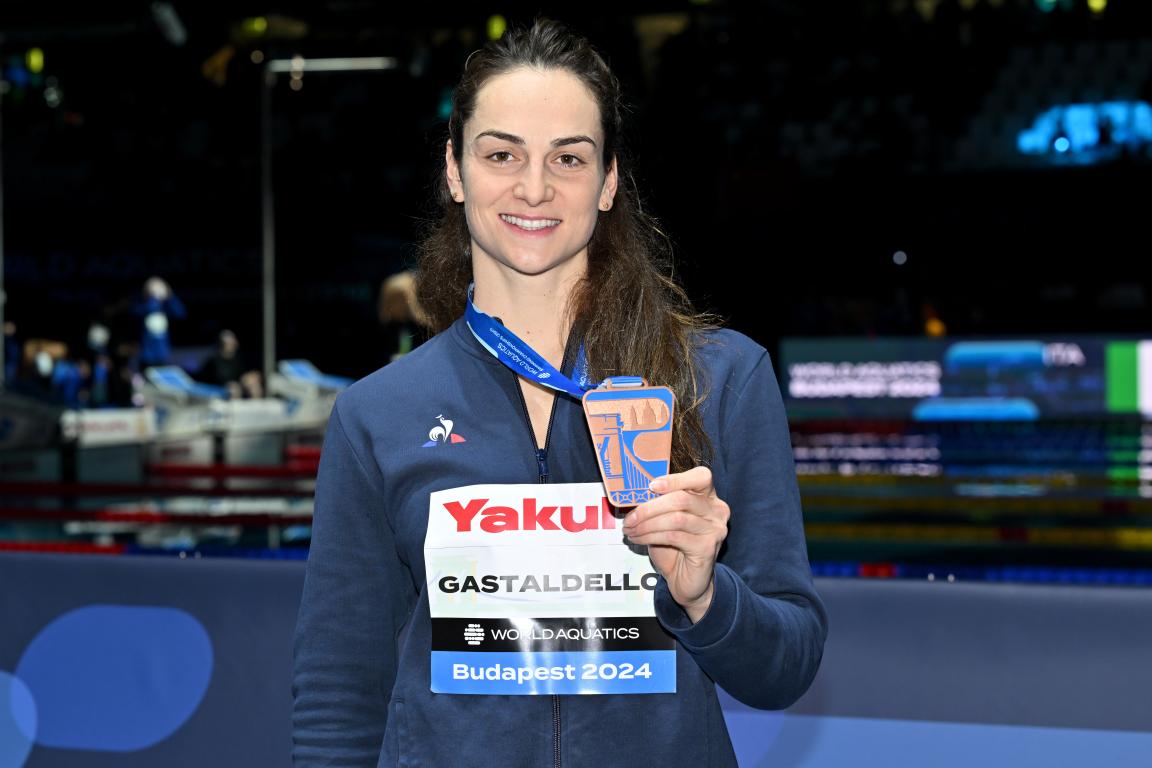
[512,373,561,767]
[552,695,562,768]
[512,374,558,484]
[505,316,579,768]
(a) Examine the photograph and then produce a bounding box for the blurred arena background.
[0,1,1150,766]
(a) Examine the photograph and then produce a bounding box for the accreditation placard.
[424,482,676,695]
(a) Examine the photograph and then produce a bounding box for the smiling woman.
[292,18,827,768]
[447,67,617,288]
[418,20,713,462]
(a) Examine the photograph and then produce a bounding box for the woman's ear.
[599,156,619,211]
[445,141,463,202]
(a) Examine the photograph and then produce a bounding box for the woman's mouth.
[500,214,561,231]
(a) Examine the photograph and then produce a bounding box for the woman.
[293,19,826,767]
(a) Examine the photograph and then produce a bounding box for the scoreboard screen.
[779,337,1152,420]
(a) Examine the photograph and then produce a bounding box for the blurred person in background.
[11,340,67,404]
[133,276,186,368]
[84,322,113,408]
[110,341,144,407]
[377,269,429,364]
[197,329,263,399]
[292,19,826,768]
[51,356,88,409]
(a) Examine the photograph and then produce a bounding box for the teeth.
[501,214,560,230]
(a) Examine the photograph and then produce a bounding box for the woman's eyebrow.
[552,135,597,148]
[474,130,597,148]
[474,129,524,145]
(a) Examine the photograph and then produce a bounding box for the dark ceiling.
[2,1,1150,377]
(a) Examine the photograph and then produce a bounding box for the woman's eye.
[557,154,584,167]
[487,151,513,163]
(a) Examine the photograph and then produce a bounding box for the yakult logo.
[444,497,618,533]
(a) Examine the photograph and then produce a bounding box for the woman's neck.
[471,260,584,367]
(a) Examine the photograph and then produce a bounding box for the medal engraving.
[583,378,675,506]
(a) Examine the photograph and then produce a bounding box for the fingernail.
[649,478,667,493]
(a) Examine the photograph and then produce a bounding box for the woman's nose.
[513,164,554,205]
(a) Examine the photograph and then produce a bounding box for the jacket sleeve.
[653,349,828,709]
[292,402,416,765]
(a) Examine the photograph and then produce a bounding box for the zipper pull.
[535,448,550,482]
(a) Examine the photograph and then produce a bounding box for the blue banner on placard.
[431,650,676,695]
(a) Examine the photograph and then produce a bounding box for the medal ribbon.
[465,284,597,398]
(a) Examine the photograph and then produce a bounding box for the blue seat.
[145,365,230,401]
[277,359,353,392]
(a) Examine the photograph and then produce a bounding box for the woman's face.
[446,67,617,281]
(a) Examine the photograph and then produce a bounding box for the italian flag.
[1106,341,1152,416]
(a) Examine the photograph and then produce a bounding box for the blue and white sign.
[424,483,675,695]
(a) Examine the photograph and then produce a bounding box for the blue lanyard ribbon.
[465,284,596,399]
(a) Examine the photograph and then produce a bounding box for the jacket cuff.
[653,563,739,649]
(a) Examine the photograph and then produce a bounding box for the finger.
[624,490,708,527]
[625,510,717,539]
[623,528,695,550]
[627,495,732,537]
[649,466,713,495]
[625,528,725,554]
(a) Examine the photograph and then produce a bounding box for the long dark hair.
[417,19,715,471]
